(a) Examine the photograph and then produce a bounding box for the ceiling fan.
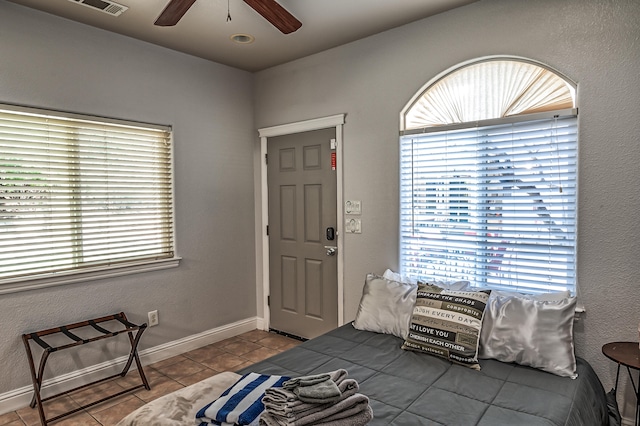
[154,0,302,34]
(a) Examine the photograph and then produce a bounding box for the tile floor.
[1,330,301,426]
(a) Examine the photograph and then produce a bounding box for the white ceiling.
[8,0,477,72]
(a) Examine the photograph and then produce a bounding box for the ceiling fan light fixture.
[231,33,255,44]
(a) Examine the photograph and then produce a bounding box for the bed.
[237,323,613,425]
[118,273,619,425]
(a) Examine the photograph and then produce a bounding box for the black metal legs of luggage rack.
[22,313,151,425]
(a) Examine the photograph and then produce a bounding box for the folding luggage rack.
[22,312,150,425]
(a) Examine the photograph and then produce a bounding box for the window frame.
[399,57,578,295]
[0,103,180,294]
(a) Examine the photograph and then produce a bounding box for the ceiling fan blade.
[155,0,197,26]
[242,0,302,34]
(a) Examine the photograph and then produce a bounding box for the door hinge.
[267,295,270,306]
[266,225,269,235]
[265,153,268,164]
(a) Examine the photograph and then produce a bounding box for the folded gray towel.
[312,404,373,426]
[293,379,341,404]
[292,394,370,426]
[260,393,370,426]
[282,374,330,390]
[282,369,348,391]
[258,413,283,426]
[259,403,372,426]
[263,387,297,404]
[263,379,359,418]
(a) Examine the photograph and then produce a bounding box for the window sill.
[0,257,181,295]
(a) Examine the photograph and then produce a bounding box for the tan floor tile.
[67,379,127,408]
[90,395,146,426]
[234,361,256,371]
[277,341,302,351]
[182,350,231,370]
[216,336,244,349]
[133,376,184,403]
[257,334,299,349]
[86,394,141,416]
[148,354,187,370]
[200,353,246,371]
[112,368,157,390]
[17,395,81,426]
[238,329,272,342]
[221,340,262,356]
[0,412,21,426]
[176,368,220,387]
[141,367,166,382]
[0,421,25,426]
[49,411,101,426]
[155,357,206,381]
[15,406,39,426]
[43,396,82,419]
[183,344,224,363]
[242,347,280,363]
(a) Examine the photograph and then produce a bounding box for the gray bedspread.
[237,324,611,425]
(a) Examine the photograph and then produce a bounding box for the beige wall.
[253,0,640,418]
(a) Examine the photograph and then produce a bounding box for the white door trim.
[257,114,346,332]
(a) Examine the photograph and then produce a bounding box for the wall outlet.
[148,310,159,327]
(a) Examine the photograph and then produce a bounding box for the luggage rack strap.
[24,312,144,351]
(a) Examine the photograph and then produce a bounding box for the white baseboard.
[0,316,261,416]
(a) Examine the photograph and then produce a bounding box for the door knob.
[324,246,337,256]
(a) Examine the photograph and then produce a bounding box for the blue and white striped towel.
[196,373,290,426]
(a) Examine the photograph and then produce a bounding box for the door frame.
[256,114,346,333]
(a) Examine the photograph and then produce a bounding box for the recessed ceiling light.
[230,33,255,44]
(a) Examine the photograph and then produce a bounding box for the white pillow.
[382,268,470,290]
[420,279,471,291]
[382,269,417,284]
[479,290,577,378]
[352,273,417,339]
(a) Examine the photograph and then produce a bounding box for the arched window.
[399,57,577,294]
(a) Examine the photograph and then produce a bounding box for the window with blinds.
[0,104,175,284]
[400,113,577,294]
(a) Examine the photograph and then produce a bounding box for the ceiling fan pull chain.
[227,0,232,22]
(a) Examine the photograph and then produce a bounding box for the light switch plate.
[345,200,361,215]
[346,218,362,233]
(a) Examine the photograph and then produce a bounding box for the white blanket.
[116,371,241,426]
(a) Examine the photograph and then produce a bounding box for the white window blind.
[400,114,577,294]
[403,59,575,130]
[0,105,174,283]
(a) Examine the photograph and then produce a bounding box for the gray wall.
[1,0,639,419]
[254,0,640,416]
[0,2,256,394]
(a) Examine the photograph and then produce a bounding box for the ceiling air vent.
[67,0,128,17]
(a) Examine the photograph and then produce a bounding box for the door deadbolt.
[326,227,335,241]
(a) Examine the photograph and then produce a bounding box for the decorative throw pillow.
[352,274,417,339]
[402,284,491,370]
[479,290,577,378]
